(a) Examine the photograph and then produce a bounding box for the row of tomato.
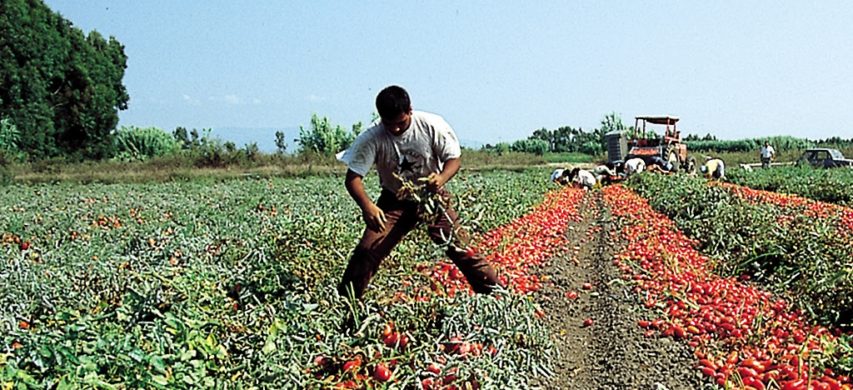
[626,173,852,331]
[315,185,586,389]
[603,184,851,389]
[727,166,853,207]
[2,170,583,388]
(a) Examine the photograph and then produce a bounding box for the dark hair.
[568,167,580,180]
[375,85,411,119]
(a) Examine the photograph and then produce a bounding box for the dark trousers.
[338,189,500,299]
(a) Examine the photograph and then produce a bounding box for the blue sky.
[45,1,853,150]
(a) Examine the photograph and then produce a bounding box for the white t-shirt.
[575,169,597,188]
[760,145,775,159]
[338,111,462,193]
[625,158,646,175]
[550,169,565,182]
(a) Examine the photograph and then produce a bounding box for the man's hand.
[424,173,446,192]
[362,202,387,232]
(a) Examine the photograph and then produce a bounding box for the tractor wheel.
[685,156,697,174]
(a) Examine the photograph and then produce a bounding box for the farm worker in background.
[550,168,571,185]
[646,155,674,174]
[624,157,646,176]
[700,157,726,180]
[760,140,776,169]
[336,85,500,299]
[568,167,597,190]
[592,163,618,185]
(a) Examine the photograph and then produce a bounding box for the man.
[569,167,597,190]
[647,155,674,174]
[701,157,726,180]
[624,157,646,176]
[760,141,775,169]
[592,163,619,185]
[550,168,570,185]
[336,85,500,299]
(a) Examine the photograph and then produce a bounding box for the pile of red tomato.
[428,187,585,296]
[604,185,851,389]
[716,182,853,234]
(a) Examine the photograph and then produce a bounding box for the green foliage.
[502,112,617,156]
[599,112,626,135]
[173,127,191,149]
[728,166,853,206]
[297,114,361,156]
[510,138,549,155]
[0,0,129,159]
[685,136,814,153]
[0,118,21,151]
[626,173,853,328]
[274,131,287,154]
[113,126,181,161]
[0,171,551,387]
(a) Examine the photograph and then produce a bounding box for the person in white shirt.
[571,168,597,190]
[550,168,569,185]
[336,85,500,299]
[624,158,646,176]
[700,157,726,180]
[759,141,775,169]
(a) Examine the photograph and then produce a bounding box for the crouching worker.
[550,168,570,185]
[592,163,620,185]
[700,157,726,180]
[647,155,674,174]
[336,85,501,299]
[567,167,597,190]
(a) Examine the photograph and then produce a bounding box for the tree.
[274,131,287,154]
[511,139,549,155]
[0,0,129,159]
[173,127,190,149]
[296,114,360,156]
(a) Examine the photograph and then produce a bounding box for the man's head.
[764,140,769,147]
[376,85,413,136]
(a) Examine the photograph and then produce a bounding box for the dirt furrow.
[533,191,705,389]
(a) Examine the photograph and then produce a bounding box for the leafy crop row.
[624,174,852,330]
[728,166,853,207]
[1,170,566,388]
[603,185,852,388]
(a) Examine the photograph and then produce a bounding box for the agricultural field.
[727,166,853,207]
[2,169,852,389]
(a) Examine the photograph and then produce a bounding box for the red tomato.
[373,363,392,382]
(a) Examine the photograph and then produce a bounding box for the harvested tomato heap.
[604,185,851,389]
[715,182,853,235]
[429,187,584,296]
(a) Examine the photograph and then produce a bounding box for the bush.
[686,136,813,153]
[114,126,181,161]
[511,139,549,155]
[296,114,361,156]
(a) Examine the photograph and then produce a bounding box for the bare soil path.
[532,191,706,389]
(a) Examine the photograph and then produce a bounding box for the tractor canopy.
[635,116,679,125]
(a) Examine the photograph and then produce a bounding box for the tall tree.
[0,0,129,159]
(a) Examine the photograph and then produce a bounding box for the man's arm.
[345,170,386,232]
[426,158,460,192]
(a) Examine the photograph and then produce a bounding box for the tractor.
[605,115,695,173]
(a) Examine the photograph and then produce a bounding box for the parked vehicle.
[796,148,853,169]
